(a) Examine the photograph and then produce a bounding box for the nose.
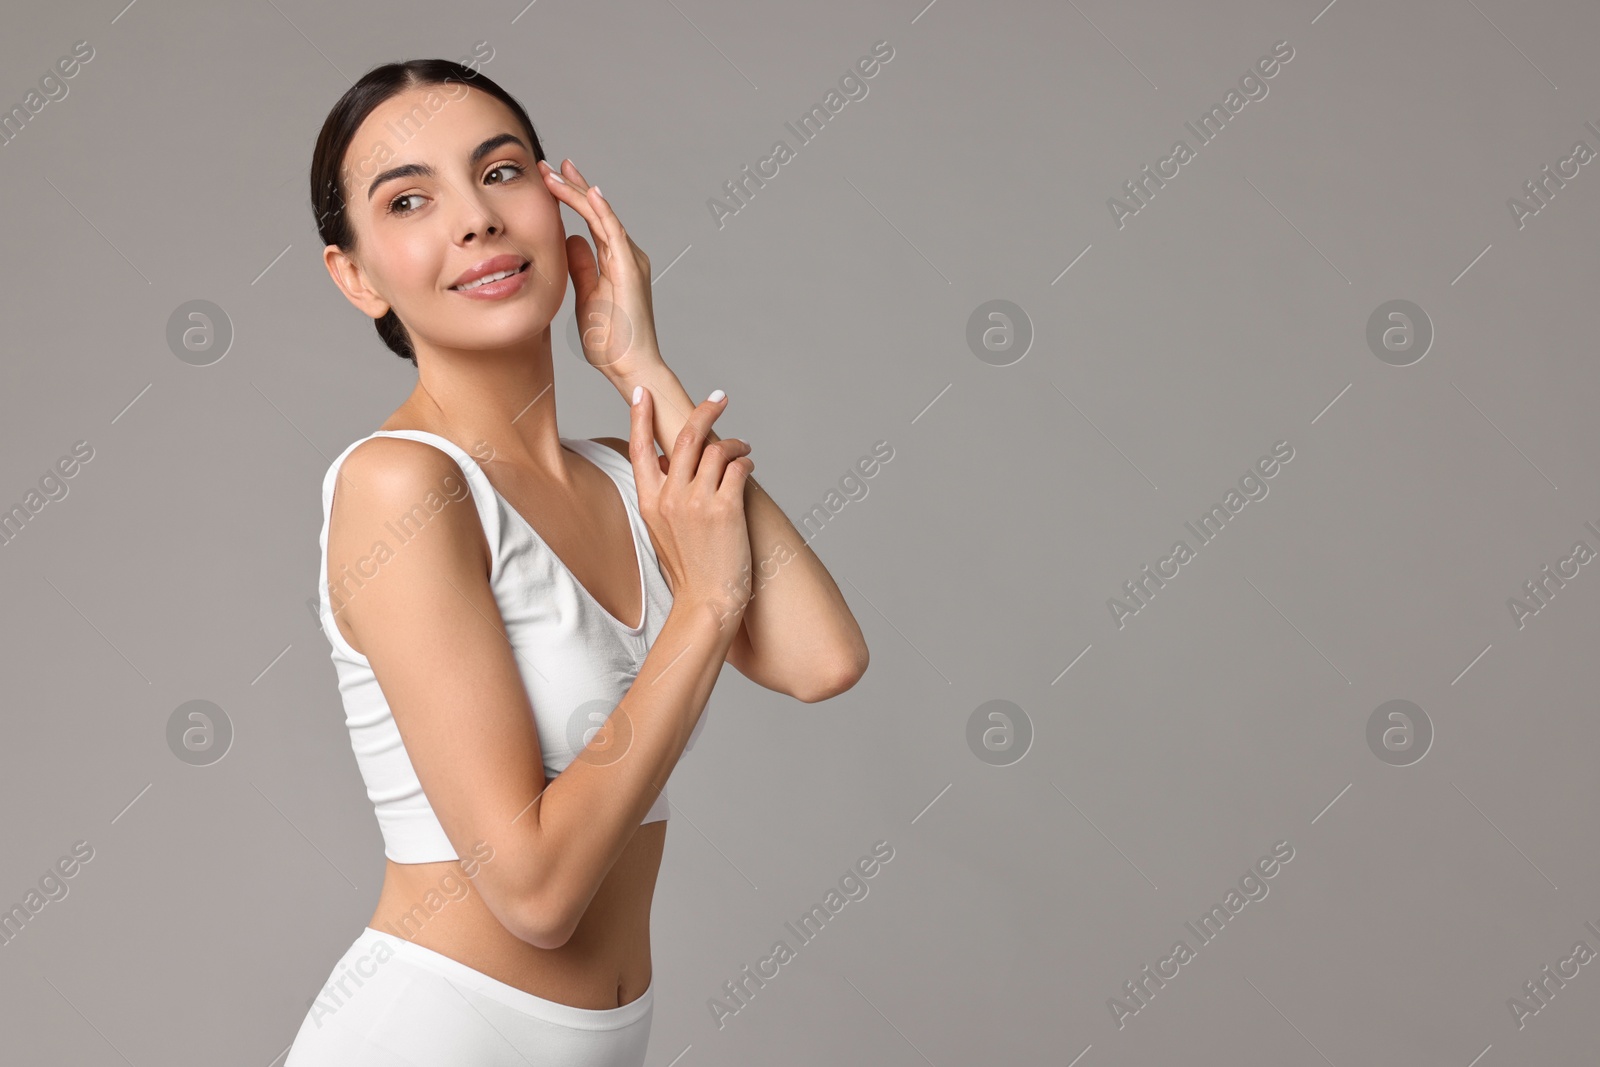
[457,192,503,243]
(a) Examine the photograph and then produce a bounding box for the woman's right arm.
[325,394,751,950]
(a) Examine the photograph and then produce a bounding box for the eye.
[386,192,425,217]
[485,162,524,184]
[384,163,523,218]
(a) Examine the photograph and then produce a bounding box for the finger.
[628,385,663,503]
[718,455,755,499]
[556,160,629,267]
[540,159,613,263]
[692,438,751,499]
[579,181,649,274]
[566,234,600,304]
[584,184,626,263]
[668,391,727,492]
[557,157,593,196]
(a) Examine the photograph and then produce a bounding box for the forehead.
[340,84,523,196]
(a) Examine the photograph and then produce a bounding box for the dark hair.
[309,60,546,367]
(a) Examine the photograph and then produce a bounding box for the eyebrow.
[365,133,529,202]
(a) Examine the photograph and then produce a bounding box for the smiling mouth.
[451,261,530,291]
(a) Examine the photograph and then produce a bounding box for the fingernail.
[708,389,726,403]
[591,185,603,200]
[632,385,643,405]
[546,166,566,184]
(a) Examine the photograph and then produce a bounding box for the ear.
[323,244,390,320]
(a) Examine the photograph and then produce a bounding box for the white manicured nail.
[632,385,643,405]
[708,389,726,403]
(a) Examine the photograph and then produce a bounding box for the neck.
[400,328,568,475]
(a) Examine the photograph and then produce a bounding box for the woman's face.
[324,84,566,356]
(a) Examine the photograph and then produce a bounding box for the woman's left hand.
[538,158,665,384]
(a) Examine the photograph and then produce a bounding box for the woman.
[286,59,868,1065]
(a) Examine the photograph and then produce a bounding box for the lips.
[449,254,530,290]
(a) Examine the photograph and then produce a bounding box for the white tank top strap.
[326,428,508,585]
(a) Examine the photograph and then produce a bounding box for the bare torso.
[367,825,663,1009]
[340,411,663,1010]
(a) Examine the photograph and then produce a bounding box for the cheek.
[525,192,566,245]
[521,194,569,273]
[385,227,447,290]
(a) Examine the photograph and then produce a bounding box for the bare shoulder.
[340,434,469,493]
[329,436,489,578]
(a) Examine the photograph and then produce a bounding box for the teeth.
[456,265,520,290]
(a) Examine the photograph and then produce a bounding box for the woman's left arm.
[605,361,869,704]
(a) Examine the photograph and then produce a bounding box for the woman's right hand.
[627,386,754,621]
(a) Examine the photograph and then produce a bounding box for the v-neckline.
[509,438,648,635]
[371,431,648,635]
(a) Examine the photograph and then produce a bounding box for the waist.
[369,822,664,1010]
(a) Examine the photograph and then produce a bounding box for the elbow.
[513,879,577,950]
[797,647,869,704]
[517,893,575,951]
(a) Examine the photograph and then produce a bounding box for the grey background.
[2,0,1597,1063]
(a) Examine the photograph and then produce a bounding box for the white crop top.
[316,429,675,863]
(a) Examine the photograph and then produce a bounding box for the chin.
[439,313,554,352]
